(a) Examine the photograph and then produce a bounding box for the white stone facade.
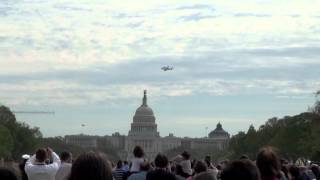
[66,90,230,160]
[112,90,230,160]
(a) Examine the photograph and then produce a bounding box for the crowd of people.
[0,146,319,180]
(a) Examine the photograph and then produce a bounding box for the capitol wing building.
[66,90,230,160]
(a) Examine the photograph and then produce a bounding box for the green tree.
[0,105,42,160]
[0,125,14,158]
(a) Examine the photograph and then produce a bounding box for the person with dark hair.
[56,152,72,180]
[204,156,214,169]
[146,153,176,180]
[175,164,187,180]
[131,146,145,173]
[220,160,261,180]
[19,154,30,180]
[194,160,207,174]
[239,154,250,160]
[180,151,192,177]
[0,167,18,180]
[289,165,302,180]
[25,147,61,180]
[289,165,316,180]
[113,160,126,180]
[68,152,113,180]
[122,160,130,172]
[311,164,320,180]
[299,166,316,180]
[204,155,219,178]
[193,160,217,180]
[280,158,290,180]
[128,162,150,180]
[256,147,281,180]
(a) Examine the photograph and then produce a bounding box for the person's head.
[205,155,211,162]
[35,148,48,163]
[280,158,288,165]
[181,151,190,160]
[0,168,18,180]
[68,152,113,180]
[154,153,169,168]
[140,161,151,171]
[239,154,249,160]
[21,154,30,164]
[256,147,281,179]
[123,160,128,165]
[221,160,261,180]
[133,146,144,158]
[204,155,211,166]
[289,165,300,179]
[60,151,72,163]
[173,154,183,164]
[281,164,290,180]
[116,160,123,169]
[194,160,207,174]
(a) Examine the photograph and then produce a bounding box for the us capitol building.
[65,90,230,160]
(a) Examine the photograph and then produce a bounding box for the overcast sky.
[1,0,320,137]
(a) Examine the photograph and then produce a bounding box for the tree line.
[227,99,320,161]
[1,95,319,162]
[0,105,119,161]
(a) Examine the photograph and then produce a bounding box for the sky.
[0,0,320,138]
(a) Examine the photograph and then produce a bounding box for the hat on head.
[172,155,183,164]
[22,154,30,160]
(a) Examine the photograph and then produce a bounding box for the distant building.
[65,90,230,160]
[65,134,97,148]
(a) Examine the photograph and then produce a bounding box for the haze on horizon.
[0,0,320,138]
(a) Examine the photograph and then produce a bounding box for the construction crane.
[13,111,55,115]
[0,103,55,115]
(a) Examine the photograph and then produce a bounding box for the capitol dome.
[135,105,154,116]
[134,90,155,116]
[129,90,159,137]
[209,122,230,138]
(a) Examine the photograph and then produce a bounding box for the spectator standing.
[0,167,18,180]
[55,151,72,180]
[221,159,261,180]
[146,153,176,180]
[128,162,150,180]
[122,161,130,172]
[193,160,217,180]
[113,160,126,180]
[19,154,30,180]
[25,147,61,180]
[68,152,113,180]
[130,146,145,173]
[256,147,281,180]
[175,164,187,180]
[180,151,192,177]
[311,164,320,180]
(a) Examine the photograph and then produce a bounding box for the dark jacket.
[193,171,217,180]
[146,169,176,180]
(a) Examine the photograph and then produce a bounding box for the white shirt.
[55,162,72,180]
[130,158,144,172]
[180,160,192,175]
[25,152,61,180]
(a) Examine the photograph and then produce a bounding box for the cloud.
[1,76,319,107]
[1,0,320,107]
[179,13,219,21]
[234,13,271,17]
[176,4,215,11]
